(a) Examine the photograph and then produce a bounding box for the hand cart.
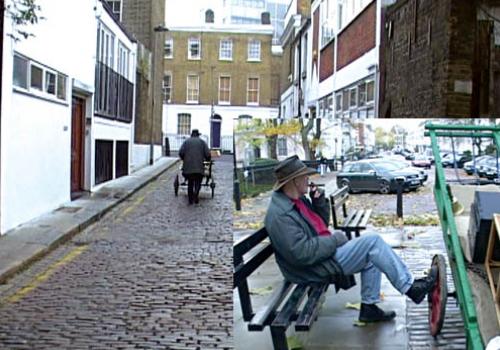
[173,160,216,199]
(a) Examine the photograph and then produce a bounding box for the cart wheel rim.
[428,254,447,337]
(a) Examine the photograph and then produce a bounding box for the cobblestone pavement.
[0,155,233,349]
[401,227,466,350]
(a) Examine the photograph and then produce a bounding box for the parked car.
[463,155,494,175]
[441,153,472,168]
[477,157,500,177]
[483,158,500,180]
[336,160,422,194]
[411,154,432,169]
[383,159,428,184]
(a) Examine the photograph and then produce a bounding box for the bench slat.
[234,243,274,287]
[359,209,372,227]
[340,211,357,228]
[271,285,309,328]
[248,281,294,331]
[234,227,269,260]
[295,284,329,331]
[347,210,365,228]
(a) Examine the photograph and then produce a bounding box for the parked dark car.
[441,153,472,168]
[482,157,500,180]
[336,160,422,194]
[463,155,494,175]
[477,157,500,177]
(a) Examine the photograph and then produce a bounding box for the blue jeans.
[334,233,414,304]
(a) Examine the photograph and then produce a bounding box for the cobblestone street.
[0,156,233,349]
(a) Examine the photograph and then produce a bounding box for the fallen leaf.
[345,302,361,310]
[287,335,303,349]
[250,286,273,296]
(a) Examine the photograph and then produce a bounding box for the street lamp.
[150,25,169,165]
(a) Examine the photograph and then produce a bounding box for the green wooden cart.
[425,123,500,350]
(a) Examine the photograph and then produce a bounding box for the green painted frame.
[425,122,500,350]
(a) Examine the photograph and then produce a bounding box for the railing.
[94,61,134,123]
[165,134,209,151]
[221,135,233,153]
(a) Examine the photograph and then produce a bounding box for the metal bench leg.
[270,326,289,350]
[345,230,352,240]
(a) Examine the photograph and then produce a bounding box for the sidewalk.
[0,157,179,284]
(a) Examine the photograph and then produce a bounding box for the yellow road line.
[5,245,87,304]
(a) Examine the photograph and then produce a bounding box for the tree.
[299,118,315,160]
[5,0,41,41]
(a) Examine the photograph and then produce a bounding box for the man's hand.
[333,231,348,247]
[309,184,325,200]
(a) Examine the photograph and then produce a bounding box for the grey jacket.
[179,136,210,174]
[264,190,346,284]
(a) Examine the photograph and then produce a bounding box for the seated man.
[264,155,438,322]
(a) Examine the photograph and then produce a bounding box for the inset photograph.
[233,117,500,349]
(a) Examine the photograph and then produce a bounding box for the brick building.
[162,15,281,152]
[118,0,166,167]
[380,0,500,118]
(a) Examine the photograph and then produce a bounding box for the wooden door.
[71,97,85,196]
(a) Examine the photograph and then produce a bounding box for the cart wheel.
[174,175,179,197]
[428,254,447,337]
[210,182,216,198]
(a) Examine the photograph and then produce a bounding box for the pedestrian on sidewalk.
[179,129,211,205]
[264,155,438,323]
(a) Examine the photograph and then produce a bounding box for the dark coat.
[179,136,210,175]
[264,190,347,285]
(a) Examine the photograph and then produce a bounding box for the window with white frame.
[320,0,335,46]
[349,88,357,109]
[177,113,191,135]
[247,39,261,61]
[367,80,375,104]
[105,0,121,20]
[117,43,129,78]
[164,38,173,58]
[97,24,115,68]
[218,76,231,104]
[186,74,199,102]
[219,39,233,60]
[188,37,201,59]
[358,82,367,107]
[327,94,334,119]
[335,92,342,118]
[277,137,287,156]
[247,77,259,105]
[337,0,345,31]
[163,72,172,103]
[13,53,67,101]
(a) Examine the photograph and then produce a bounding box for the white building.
[1,0,137,234]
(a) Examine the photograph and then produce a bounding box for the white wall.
[1,0,136,233]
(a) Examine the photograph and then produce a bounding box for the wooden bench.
[330,186,372,240]
[233,227,330,350]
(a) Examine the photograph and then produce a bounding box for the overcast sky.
[165,0,211,27]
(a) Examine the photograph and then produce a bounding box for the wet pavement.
[233,168,467,349]
[0,155,234,349]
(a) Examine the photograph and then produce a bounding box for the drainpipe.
[297,31,302,118]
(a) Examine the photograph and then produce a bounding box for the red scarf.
[291,198,331,236]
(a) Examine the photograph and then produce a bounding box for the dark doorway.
[210,114,222,149]
[115,141,129,178]
[71,97,85,198]
[95,140,113,185]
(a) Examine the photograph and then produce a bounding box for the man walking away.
[179,129,211,205]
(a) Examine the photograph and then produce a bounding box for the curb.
[0,159,180,285]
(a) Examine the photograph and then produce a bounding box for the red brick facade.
[336,1,376,71]
[319,40,334,82]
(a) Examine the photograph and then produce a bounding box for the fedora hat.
[273,155,317,191]
[191,129,201,137]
